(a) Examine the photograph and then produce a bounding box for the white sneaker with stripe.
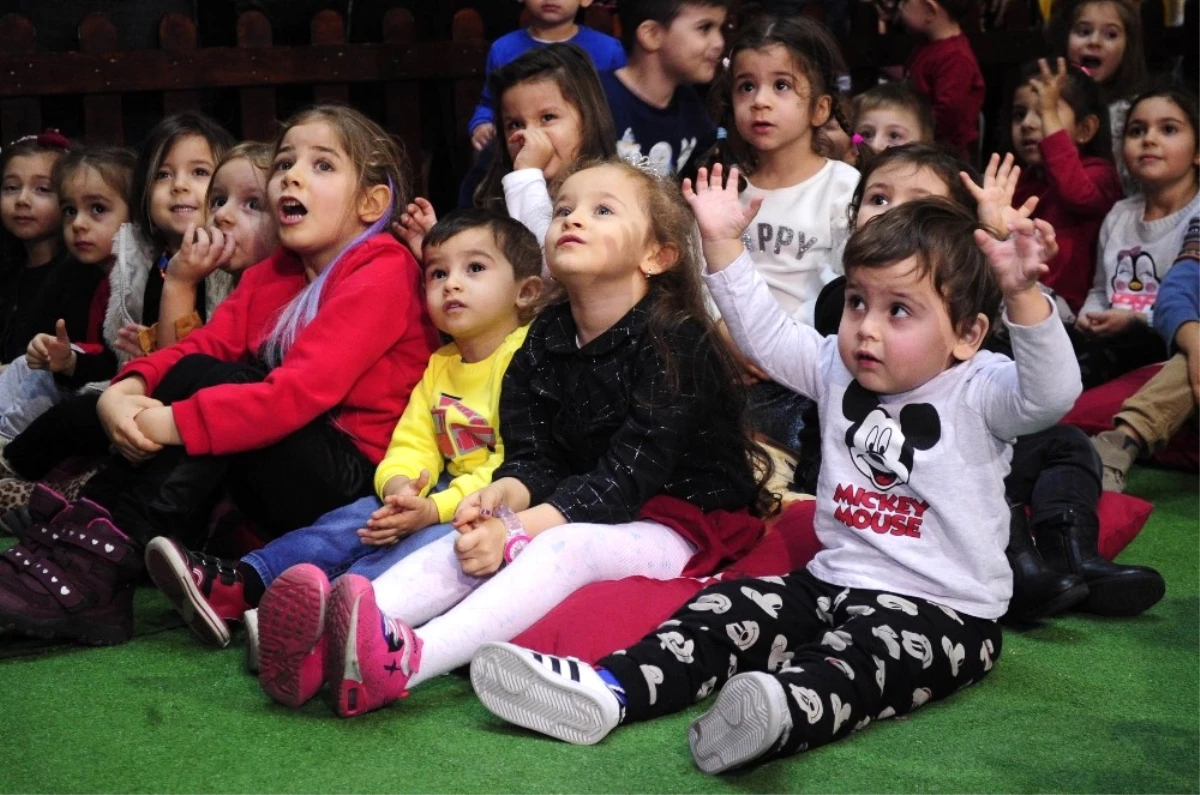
[688,671,792,774]
[470,642,621,745]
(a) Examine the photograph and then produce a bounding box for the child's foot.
[244,608,259,673]
[470,642,622,745]
[257,565,329,708]
[326,574,422,718]
[144,537,248,647]
[688,672,792,774]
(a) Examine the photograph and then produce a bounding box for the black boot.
[1035,509,1165,617]
[1004,504,1089,622]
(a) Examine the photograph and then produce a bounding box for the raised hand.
[975,217,1052,325]
[1030,57,1069,138]
[682,164,762,270]
[510,128,555,173]
[471,122,496,152]
[961,153,1039,238]
[169,223,235,284]
[27,319,75,374]
[394,198,438,258]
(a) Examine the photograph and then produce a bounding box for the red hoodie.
[117,233,439,463]
[1013,129,1123,314]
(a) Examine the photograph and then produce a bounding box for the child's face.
[732,45,827,158]
[1123,97,1200,191]
[896,0,930,33]
[1068,1,1127,85]
[547,165,653,289]
[1010,84,1080,167]
[526,0,587,28]
[207,157,277,272]
[149,134,216,247]
[856,162,952,227]
[839,257,975,394]
[658,3,727,85]
[1,153,61,243]
[501,78,584,182]
[60,166,129,267]
[424,227,526,348]
[269,120,374,272]
[855,106,925,153]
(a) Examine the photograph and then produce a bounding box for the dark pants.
[5,392,110,480]
[600,570,1002,761]
[80,355,374,549]
[1070,322,1168,391]
[1005,425,1102,526]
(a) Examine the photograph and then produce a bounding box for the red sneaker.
[144,537,248,647]
[257,564,329,708]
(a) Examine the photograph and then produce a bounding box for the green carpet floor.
[2,468,1197,794]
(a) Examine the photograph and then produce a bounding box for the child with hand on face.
[146,210,541,684]
[471,163,1082,775]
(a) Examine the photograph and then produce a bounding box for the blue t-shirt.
[600,69,715,175]
[469,27,626,133]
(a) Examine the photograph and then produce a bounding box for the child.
[258,157,769,718]
[471,173,1082,772]
[1010,58,1122,316]
[0,130,72,364]
[713,15,860,457]
[603,0,729,174]
[898,0,985,161]
[0,105,438,646]
[852,82,935,154]
[1075,87,1200,389]
[468,0,625,152]
[143,209,541,672]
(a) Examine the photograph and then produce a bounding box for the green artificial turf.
[2,468,1197,794]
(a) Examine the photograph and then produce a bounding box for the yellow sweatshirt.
[373,324,528,522]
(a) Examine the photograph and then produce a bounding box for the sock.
[596,667,627,706]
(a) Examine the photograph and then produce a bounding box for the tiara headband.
[8,128,70,151]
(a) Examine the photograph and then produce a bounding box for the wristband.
[495,505,531,564]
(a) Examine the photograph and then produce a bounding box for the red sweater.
[1013,129,1123,314]
[117,234,439,463]
[908,34,985,161]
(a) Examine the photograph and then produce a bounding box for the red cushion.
[1061,363,1199,472]
[1095,491,1154,561]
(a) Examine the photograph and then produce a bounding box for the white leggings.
[370,519,696,688]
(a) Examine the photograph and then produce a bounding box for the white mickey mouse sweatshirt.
[707,251,1081,619]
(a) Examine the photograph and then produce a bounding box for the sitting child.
[852,81,935,154]
[470,168,1081,774]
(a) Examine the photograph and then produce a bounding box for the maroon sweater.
[908,34,985,160]
[117,234,439,463]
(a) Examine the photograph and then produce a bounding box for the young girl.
[1010,58,1122,316]
[0,130,71,364]
[1051,0,1147,191]
[851,82,935,154]
[398,43,616,270]
[1075,87,1200,389]
[257,157,770,718]
[0,105,437,646]
[707,14,860,460]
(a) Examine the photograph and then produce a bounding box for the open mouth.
[1078,55,1103,70]
[279,197,308,223]
[856,351,881,366]
[171,204,198,215]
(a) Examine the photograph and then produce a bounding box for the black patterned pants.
[599,569,1003,760]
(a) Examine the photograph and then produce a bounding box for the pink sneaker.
[326,574,422,718]
[257,564,329,708]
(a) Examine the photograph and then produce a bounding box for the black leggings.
[4,392,110,480]
[80,354,374,549]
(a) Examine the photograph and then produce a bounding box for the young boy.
[897,0,985,161]
[469,0,626,151]
[852,81,936,153]
[470,175,1081,773]
[142,211,542,678]
[602,0,729,175]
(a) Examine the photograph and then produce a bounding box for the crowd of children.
[0,0,1194,777]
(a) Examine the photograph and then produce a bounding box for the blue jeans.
[242,477,456,586]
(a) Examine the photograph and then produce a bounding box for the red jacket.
[1013,129,1123,313]
[908,34,985,161]
[118,234,439,463]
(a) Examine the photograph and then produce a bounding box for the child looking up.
[143,210,541,678]
[468,0,625,152]
[898,0,985,162]
[260,157,769,718]
[852,81,935,154]
[1010,58,1122,316]
[472,172,1081,773]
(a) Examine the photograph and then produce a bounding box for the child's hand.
[114,323,150,359]
[169,223,235,285]
[975,218,1052,324]
[1030,57,1069,138]
[454,517,506,577]
[682,165,762,270]
[134,405,182,446]
[394,198,437,258]
[509,128,555,173]
[961,154,1039,239]
[97,379,164,462]
[471,123,496,152]
[1077,308,1141,336]
[358,495,439,545]
[27,319,75,374]
[454,478,527,529]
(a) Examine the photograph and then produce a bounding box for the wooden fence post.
[311,10,350,104]
[78,12,123,145]
[383,8,425,197]
[160,12,201,116]
[0,14,42,145]
[237,11,277,143]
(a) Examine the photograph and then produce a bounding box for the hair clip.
[9,128,70,151]
[851,133,865,146]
